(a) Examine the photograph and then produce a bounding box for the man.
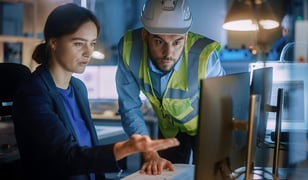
[268,14,293,60]
[116,0,225,175]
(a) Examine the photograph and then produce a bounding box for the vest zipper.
[161,105,175,127]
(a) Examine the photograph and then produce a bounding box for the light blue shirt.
[116,50,225,136]
[148,55,183,99]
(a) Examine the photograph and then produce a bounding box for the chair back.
[280,42,308,62]
[0,63,31,117]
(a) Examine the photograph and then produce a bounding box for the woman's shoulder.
[18,65,54,94]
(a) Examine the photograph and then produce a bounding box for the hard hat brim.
[143,26,191,35]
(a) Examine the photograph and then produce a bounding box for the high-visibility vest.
[121,28,221,138]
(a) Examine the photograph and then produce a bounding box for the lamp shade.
[257,1,280,29]
[223,0,279,31]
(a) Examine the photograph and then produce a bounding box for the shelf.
[0,35,41,43]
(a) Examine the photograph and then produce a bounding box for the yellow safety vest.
[121,28,221,138]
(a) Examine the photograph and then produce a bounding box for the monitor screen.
[73,65,118,100]
[73,66,101,99]
[73,65,146,100]
[250,67,273,145]
[195,72,251,180]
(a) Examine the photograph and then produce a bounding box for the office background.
[1,0,308,179]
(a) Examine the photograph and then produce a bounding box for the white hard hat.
[281,14,291,31]
[141,0,192,34]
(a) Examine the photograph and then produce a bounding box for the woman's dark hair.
[32,3,100,64]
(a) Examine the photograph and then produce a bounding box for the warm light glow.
[223,0,279,32]
[259,20,279,29]
[223,20,259,31]
[91,51,105,60]
[251,49,258,55]
[223,19,279,31]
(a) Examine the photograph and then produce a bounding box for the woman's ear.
[49,38,57,50]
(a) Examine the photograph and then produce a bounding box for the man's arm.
[115,46,149,136]
[116,40,174,175]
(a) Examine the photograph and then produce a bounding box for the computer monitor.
[73,65,147,100]
[194,72,251,180]
[73,65,148,114]
[250,67,273,145]
[73,65,118,100]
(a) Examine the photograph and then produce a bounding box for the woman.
[12,3,179,180]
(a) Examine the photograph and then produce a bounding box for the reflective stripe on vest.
[121,28,220,137]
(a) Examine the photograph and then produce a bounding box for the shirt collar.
[148,55,183,74]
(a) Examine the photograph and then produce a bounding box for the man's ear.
[141,28,148,42]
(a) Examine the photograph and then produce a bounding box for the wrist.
[114,141,131,161]
[142,151,160,161]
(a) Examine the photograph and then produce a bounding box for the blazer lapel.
[38,65,79,142]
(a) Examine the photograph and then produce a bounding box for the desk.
[92,115,128,145]
[92,114,158,139]
[122,164,195,180]
[122,165,299,180]
[94,124,127,145]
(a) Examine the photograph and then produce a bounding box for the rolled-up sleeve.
[115,41,150,136]
[206,50,226,77]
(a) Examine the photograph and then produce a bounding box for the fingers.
[163,160,174,171]
[139,158,174,175]
[130,134,180,152]
[140,161,158,175]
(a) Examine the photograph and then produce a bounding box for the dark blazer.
[12,65,120,180]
